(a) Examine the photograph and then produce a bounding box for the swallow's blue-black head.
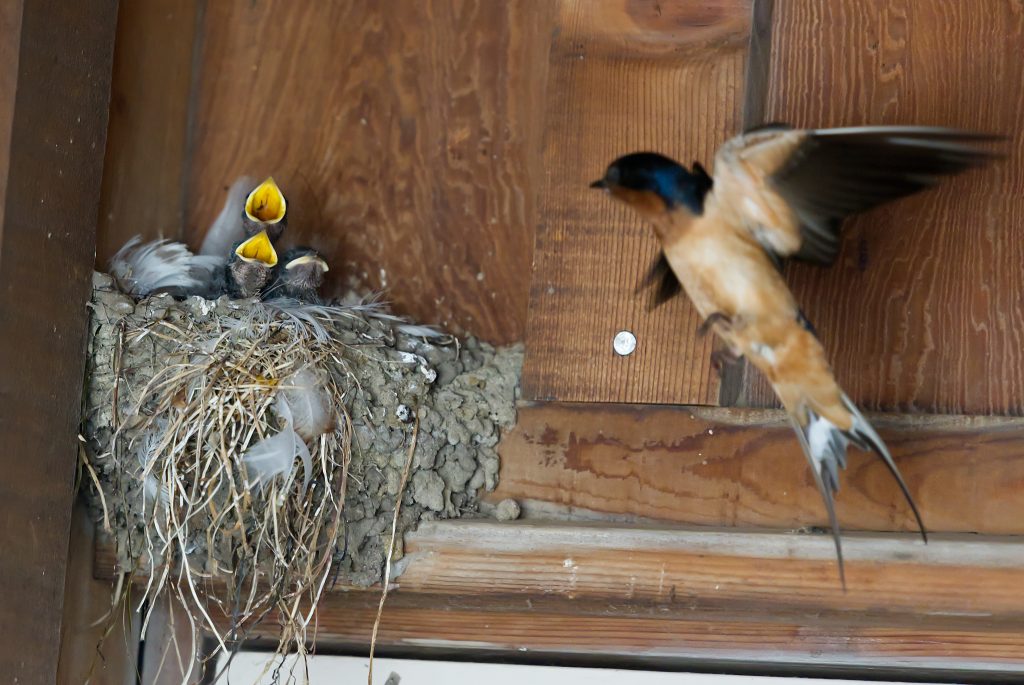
[590,152,711,217]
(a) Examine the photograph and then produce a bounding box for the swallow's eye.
[606,165,621,184]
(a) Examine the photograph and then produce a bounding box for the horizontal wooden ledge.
[307,521,1024,675]
[94,519,1024,674]
[280,594,1024,678]
[395,520,1024,616]
[489,402,1024,534]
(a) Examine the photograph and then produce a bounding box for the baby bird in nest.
[242,177,288,244]
[268,247,330,302]
[226,229,280,298]
[113,177,291,300]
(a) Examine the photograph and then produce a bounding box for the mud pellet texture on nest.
[337,319,522,585]
[82,272,522,588]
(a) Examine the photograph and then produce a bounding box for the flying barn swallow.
[592,124,1001,585]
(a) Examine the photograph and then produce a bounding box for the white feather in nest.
[281,366,334,443]
[110,236,224,299]
[241,396,313,493]
[263,297,445,340]
[198,175,256,257]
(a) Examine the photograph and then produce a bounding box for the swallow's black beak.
[589,178,607,189]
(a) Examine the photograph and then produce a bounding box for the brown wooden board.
[57,505,139,685]
[734,0,1024,415]
[521,0,752,405]
[243,521,1024,678]
[274,597,1024,680]
[95,0,201,268]
[0,0,23,245]
[489,402,1024,535]
[179,0,552,344]
[94,520,1024,677]
[0,0,118,682]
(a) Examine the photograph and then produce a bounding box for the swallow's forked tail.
[789,393,927,588]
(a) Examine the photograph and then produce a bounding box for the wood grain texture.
[245,521,1024,677]
[737,0,1024,415]
[139,596,208,685]
[521,0,751,404]
[718,0,773,406]
[57,505,139,685]
[276,597,1024,678]
[183,0,552,344]
[94,0,201,266]
[0,0,23,249]
[488,402,1024,534]
[0,0,118,682]
[94,521,1024,676]
[398,521,1024,614]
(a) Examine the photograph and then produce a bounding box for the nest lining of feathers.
[81,271,522,661]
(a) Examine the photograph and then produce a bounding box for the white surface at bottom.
[215,652,947,684]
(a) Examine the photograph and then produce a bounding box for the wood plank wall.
[95,0,200,268]
[0,0,23,247]
[179,0,554,344]
[94,1,1024,408]
[0,1,118,682]
[732,0,1024,416]
[522,0,1024,416]
[521,0,751,405]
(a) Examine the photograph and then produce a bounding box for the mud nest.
[80,272,522,660]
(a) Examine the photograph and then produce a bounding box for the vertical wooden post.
[0,0,119,682]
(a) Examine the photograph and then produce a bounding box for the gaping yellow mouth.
[244,177,287,224]
[285,254,329,272]
[235,230,279,266]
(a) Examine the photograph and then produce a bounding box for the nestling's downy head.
[591,152,711,219]
[228,229,279,298]
[279,248,329,301]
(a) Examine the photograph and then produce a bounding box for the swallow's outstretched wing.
[110,236,224,299]
[714,125,1001,265]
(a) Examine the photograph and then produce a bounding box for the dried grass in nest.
[82,272,523,683]
[93,296,408,675]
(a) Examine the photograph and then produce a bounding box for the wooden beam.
[0,0,119,682]
[93,519,1024,677]
[0,0,23,236]
[521,0,752,405]
[94,0,202,265]
[489,402,1024,534]
[396,521,1024,613]
[282,595,1024,680]
[57,505,139,685]
[226,520,1024,678]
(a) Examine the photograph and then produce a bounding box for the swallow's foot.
[711,348,741,373]
[698,312,732,337]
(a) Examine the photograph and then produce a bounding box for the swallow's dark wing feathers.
[770,126,1002,264]
[636,252,682,310]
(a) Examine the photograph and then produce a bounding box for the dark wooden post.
[0,0,118,682]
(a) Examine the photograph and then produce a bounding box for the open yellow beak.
[285,254,329,272]
[244,177,287,224]
[235,230,278,266]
